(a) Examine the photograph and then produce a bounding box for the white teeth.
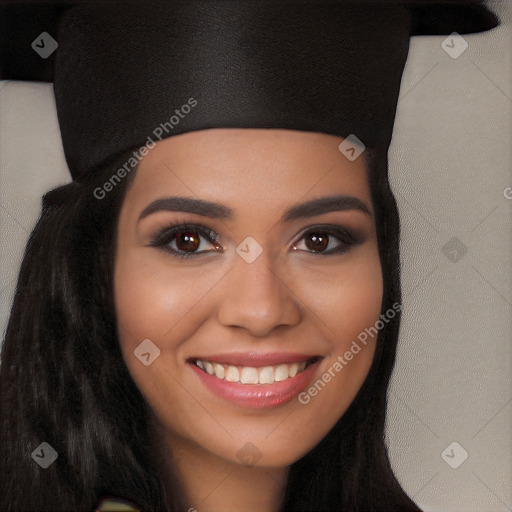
[274,364,289,382]
[204,361,214,375]
[195,358,312,384]
[240,367,259,384]
[225,366,240,382]
[213,362,225,379]
[259,366,274,384]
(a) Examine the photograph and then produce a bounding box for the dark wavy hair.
[0,144,419,511]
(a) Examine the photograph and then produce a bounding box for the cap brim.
[0,1,499,81]
[408,1,499,35]
[0,2,74,81]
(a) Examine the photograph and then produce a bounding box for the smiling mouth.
[190,357,320,385]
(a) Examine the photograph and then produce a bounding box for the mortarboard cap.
[0,1,499,181]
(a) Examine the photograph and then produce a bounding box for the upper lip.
[188,352,322,367]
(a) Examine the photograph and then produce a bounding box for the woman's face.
[114,128,383,468]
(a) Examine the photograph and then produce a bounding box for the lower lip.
[189,360,321,408]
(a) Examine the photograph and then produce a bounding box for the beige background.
[1,1,510,510]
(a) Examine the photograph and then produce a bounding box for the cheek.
[114,250,218,345]
[112,250,211,433]
[319,249,383,380]
[328,261,382,338]
[312,254,383,390]
[279,249,383,453]
[112,248,228,412]
[113,248,186,392]
[299,249,384,342]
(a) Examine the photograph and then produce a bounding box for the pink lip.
[189,358,322,408]
[188,352,315,367]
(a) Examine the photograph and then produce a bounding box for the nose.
[216,248,302,337]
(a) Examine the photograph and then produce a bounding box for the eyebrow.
[137,194,372,223]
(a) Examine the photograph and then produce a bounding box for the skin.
[114,128,383,512]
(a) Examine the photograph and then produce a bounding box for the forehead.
[123,128,372,215]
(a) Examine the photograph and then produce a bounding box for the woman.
[0,2,499,511]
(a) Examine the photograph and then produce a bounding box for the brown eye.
[149,223,222,260]
[175,231,201,252]
[304,232,329,252]
[292,226,359,255]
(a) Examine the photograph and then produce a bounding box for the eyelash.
[148,222,360,260]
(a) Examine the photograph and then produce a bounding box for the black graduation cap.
[0,1,499,182]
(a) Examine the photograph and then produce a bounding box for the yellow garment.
[95,497,140,511]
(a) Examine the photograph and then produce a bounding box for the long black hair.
[0,144,419,511]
